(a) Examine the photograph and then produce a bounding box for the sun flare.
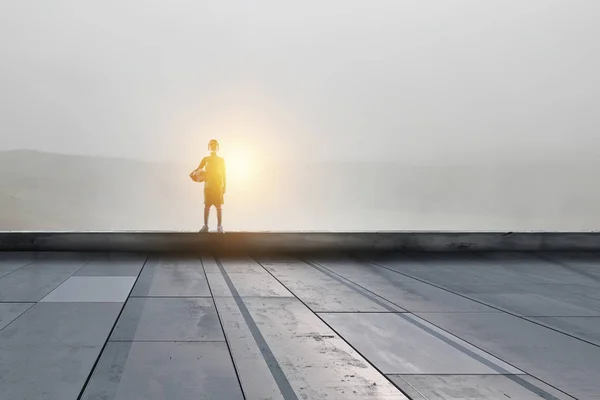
[224,153,249,182]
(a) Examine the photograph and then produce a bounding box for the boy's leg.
[216,206,222,227]
[216,190,224,232]
[202,188,211,231]
[203,205,210,227]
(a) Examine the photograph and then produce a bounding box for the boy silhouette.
[191,139,226,232]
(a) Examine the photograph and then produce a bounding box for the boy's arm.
[189,157,206,178]
[192,157,206,173]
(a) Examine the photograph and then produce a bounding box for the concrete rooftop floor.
[1,251,599,399]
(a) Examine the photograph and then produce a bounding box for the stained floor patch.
[110,297,224,342]
[81,341,244,400]
[40,276,136,302]
[388,375,575,400]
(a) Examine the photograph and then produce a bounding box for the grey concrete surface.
[259,257,405,312]
[463,292,600,317]
[480,252,600,286]
[204,257,294,298]
[388,375,575,400]
[529,316,600,346]
[0,302,33,330]
[110,297,224,342]
[414,312,600,399]
[1,250,599,399]
[0,252,38,277]
[3,231,600,252]
[0,253,92,301]
[81,342,244,400]
[0,302,122,400]
[40,276,136,302]
[314,257,495,312]
[320,312,522,374]
[131,255,210,297]
[209,295,286,400]
[215,296,407,399]
[75,252,146,276]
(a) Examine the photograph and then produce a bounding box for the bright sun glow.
[224,152,249,182]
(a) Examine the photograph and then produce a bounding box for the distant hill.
[0,150,599,231]
[0,150,198,230]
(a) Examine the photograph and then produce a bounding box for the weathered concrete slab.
[320,312,522,374]
[511,283,600,303]
[131,255,210,297]
[530,316,600,345]
[259,257,405,312]
[214,296,408,400]
[314,258,494,312]
[40,276,136,303]
[540,251,600,271]
[81,342,244,400]
[76,252,146,276]
[3,231,600,252]
[465,292,600,317]
[2,250,600,399]
[392,252,600,316]
[0,252,39,277]
[397,252,556,285]
[439,282,600,313]
[388,375,575,400]
[0,253,91,301]
[203,256,293,297]
[210,296,286,400]
[110,297,224,342]
[415,312,600,399]
[0,303,33,330]
[202,256,266,274]
[0,302,121,400]
[480,252,600,286]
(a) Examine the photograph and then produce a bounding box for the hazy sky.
[1,1,599,164]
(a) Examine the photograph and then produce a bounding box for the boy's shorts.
[204,188,224,207]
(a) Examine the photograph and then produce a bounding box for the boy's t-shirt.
[202,155,226,191]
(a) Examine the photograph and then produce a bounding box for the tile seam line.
[253,256,413,400]
[388,373,529,376]
[0,302,36,334]
[306,259,518,371]
[364,256,582,400]
[211,295,298,299]
[35,254,97,302]
[107,340,227,343]
[129,295,214,298]
[200,255,247,400]
[0,255,95,333]
[76,254,149,400]
[520,315,600,318]
[215,256,298,400]
[299,259,405,311]
[397,375,429,400]
[399,252,600,349]
[0,259,36,279]
[362,256,579,400]
[533,316,600,319]
[308,259,570,400]
[315,311,409,314]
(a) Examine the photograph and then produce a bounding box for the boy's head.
[208,139,219,154]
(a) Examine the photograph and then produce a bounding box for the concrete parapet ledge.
[0,231,599,253]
